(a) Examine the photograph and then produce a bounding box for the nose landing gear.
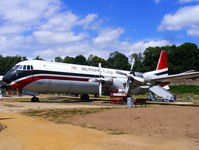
[31,96,39,102]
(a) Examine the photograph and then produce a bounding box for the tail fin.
[156,50,168,70]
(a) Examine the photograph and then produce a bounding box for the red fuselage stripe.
[11,75,89,88]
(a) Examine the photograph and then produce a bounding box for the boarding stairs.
[149,85,176,101]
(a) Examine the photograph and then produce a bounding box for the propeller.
[116,57,145,95]
[98,62,102,96]
[130,57,135,71]
[89,63,113,96]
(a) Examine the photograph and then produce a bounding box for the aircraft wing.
[151,71,199,82]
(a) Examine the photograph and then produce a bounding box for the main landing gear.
[80,94,89,101]
[31,96,40,102]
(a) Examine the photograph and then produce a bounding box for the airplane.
[1,50,199,102]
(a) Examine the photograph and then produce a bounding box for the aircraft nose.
[2,75,10,84]
[2,73,13,84]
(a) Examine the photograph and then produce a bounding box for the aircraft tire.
[31,96,40,102]
[80,94,89,101]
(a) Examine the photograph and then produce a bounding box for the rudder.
[156,50,168,70]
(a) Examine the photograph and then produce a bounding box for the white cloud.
[0,25,25,34]
[0,35,33,56]
[187,26,199,36]
[0,0,59,23]
[0,0,174,60]
[34,39,172,59]
[93,28,124,44]
[158,5,199,37]
[178,0,199,3]
[33,31,87,43]
[79,14,98,27]
[115,40,173,57]
[158,5,199,31]
[40,12,79,31]
[34,42,92,58]
[154,0,161,4]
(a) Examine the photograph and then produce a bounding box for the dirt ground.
[68,106,199,144]
[0,123,6,131]
[0,101,199,150]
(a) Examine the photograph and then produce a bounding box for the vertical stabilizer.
[156,50,168,70]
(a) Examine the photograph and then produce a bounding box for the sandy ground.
[0,101,198,150]
[0,112,192,150]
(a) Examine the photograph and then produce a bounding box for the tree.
[105,51,130,70]
[130,53,146,72]
[34,55,44,60]
[63,56,75,64]
[74,55,87,65]
[54,57,63,62]
[0,56,27,75]
[142,45,177,72]
[87,55,106,67]
[169,43,199,74]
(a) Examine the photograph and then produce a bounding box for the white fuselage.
[4,60,145,95]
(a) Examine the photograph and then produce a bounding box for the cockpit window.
[18,65,22,70]
[13,65,20,70]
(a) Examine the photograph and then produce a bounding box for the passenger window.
[23,65,26,70]
[31,65,33,70]
[27,65,30,70]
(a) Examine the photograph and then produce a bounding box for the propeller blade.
[124,78,131,95]
[99,63,102,77]
[99,82,102,96]
[98,63,102,96]
[133,76,145,83]
[130,58,135,71]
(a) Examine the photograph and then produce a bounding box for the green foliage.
[74,55,87,65]
[0,55,27,75]
[170,85,199,95]
[54,57,63,62]
[87,55,106,67]
[143,43,199,74]
[131,53,147,72]
[169,43,199,74]
[34,55,44,60]
[63,55,88,65]
[105,51,131,70]
[63,56,75,64]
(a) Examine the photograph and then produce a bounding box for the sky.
[0,0,199,60]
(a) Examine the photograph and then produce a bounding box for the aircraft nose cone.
[2,74,12,84]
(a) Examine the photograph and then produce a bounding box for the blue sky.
[0,0,199,60]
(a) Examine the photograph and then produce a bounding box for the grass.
[170,85,199,95]
[107,129,126,135]
[3,104,23,107]
[22,107,115,123]
[22,107,127,135]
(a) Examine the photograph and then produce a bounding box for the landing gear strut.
[80,94,89,101]
[31,96,40,102]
